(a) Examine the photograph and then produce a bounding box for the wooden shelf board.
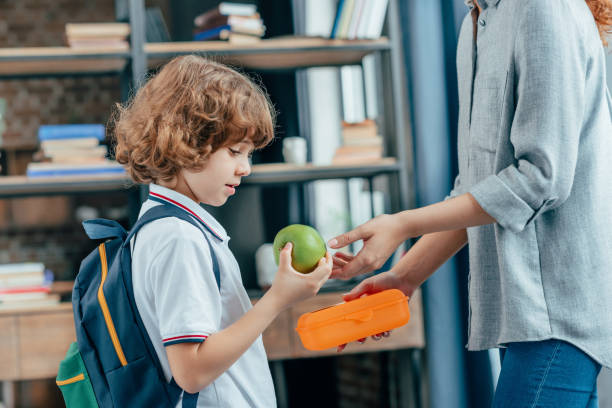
[245,157,399,184]
[145,37,390,70]
[0,174,134,197]
[0,46,129,76]
[0,158,398,197]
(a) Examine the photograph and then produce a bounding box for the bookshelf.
[0,0,420,407]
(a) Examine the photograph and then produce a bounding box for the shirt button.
[478,18,486,27]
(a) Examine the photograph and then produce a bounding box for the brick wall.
[0,0,126,289]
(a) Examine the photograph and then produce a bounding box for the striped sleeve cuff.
[162,334,209,346]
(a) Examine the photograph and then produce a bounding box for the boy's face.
[179,140,254,206]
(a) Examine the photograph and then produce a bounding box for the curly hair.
[587,0,612,46]
[111,55,276,184]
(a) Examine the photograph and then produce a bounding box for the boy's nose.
[237,160,251,176]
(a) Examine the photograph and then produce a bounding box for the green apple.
[273,224,327,274]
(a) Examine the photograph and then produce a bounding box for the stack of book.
[27,124,125,178]
[0,262,59,310]
[64,22,130,51]
[330,0,389,39]
[193,2,265,44]
[332,119,383,165]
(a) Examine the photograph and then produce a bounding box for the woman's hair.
[586,0,612,46]
[112,55,276,184]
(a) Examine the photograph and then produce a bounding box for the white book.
[347,0,367,39]
[0,262,45,276]
[366,0,389,39]
[0,275,46,289]
[0,295,60,311]
[356,0,377,39]
[340,65,366,123]
[219,2,257,16]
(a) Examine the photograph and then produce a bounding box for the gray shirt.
[452,0,612,367]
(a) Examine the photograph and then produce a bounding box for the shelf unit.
[0,1,420,407]
[0,158,399,198]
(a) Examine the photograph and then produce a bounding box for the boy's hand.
[267,243,332,311]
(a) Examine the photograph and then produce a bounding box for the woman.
[329,0,612,406]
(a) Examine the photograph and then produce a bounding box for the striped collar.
[147,184,227,242]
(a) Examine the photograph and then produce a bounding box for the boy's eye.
[229,148,241,155]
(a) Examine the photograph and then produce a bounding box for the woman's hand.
[266,243,332,311]
[328,214,408,280]
[341,268,418,301]
[334,270,418,352]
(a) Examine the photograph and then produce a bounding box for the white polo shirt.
[131,184,276,408]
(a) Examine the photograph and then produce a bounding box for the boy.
[113,55,332,407]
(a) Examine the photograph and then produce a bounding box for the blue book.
[38,124,106,141]
[193,24,231,41]
[330,0,345,39]
[26,162,125,178]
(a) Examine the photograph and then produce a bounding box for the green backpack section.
[56,342,98,408]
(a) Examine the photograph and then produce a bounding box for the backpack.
[56,203,220,408]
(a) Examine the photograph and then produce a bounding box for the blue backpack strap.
[82,218,127,241]
[125,204,221,291]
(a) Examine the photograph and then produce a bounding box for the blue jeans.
[493,339,602,408]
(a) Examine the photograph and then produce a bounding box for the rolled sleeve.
[446,174,463,201]
[469,3,585,232]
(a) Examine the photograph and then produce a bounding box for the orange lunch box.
[295,289,410,351]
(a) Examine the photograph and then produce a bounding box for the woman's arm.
[330,193,493,279]
[340,228,468,300]
[166,244,332,393]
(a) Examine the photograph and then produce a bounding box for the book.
[65,23,130,39]
[0,275,47,289]
[194,2,258,28]
[336,0,356,39]
[0,262,45,276]
[334,144,383,156]
[225,32,262,44]
[38,124,105,142]
[331,150,383,165]
[193,25,231,41]
[41,137,100,150]
[146,7,171,42]
[347,0,367,39]
[340,65,366,123]
[341,119,378,140]
[43,145,107,157]
[342,135,383,147]
[330,0,345,38]
[193,24,264,41]
[0,262,48,290]
[67,38,129,50]
[26,161,125,178]
[364,0,389,39]
[0,286,50,299]
[0,294,60,310]
[195,13,263,33]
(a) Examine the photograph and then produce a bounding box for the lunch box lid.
[295,289,408,332]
